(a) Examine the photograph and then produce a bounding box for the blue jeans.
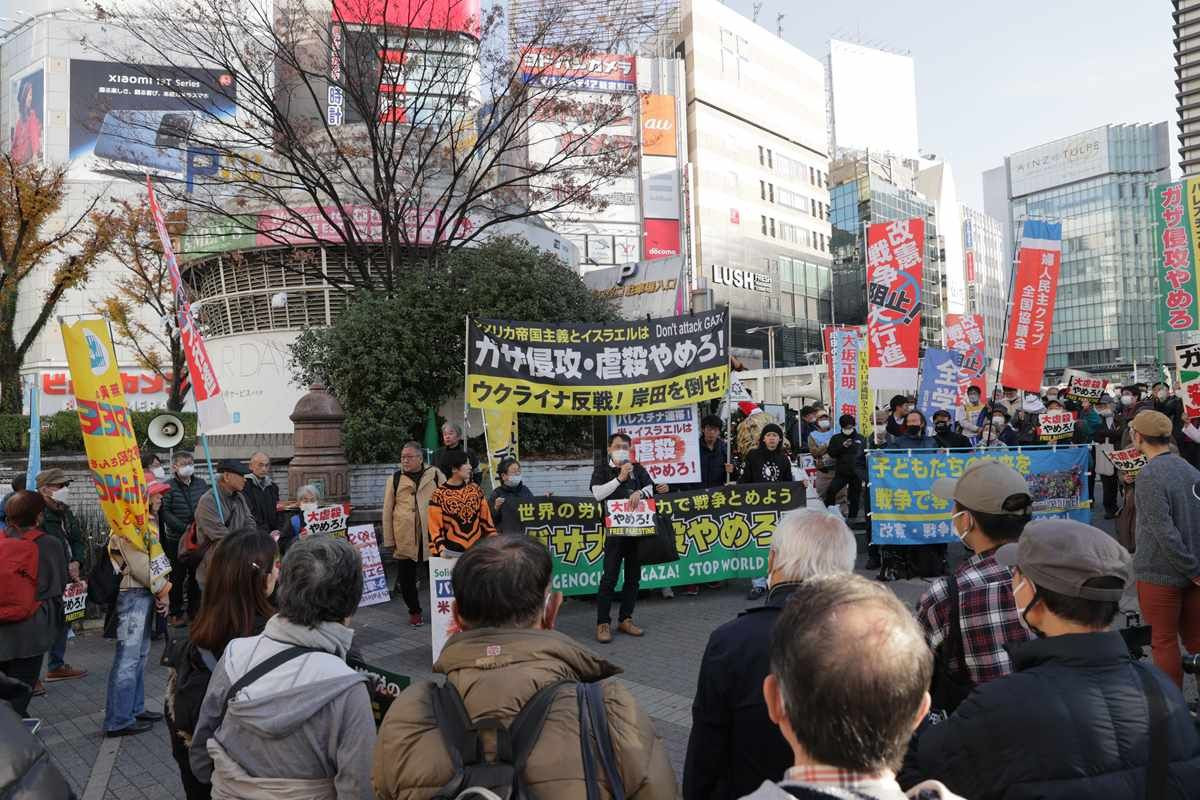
[103,588,153,732]
[46,622,68,671]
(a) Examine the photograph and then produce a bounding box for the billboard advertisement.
[640,93,676,157]
[69,60,236,181]
[644,219,680,260]
[519,48,636,92]
[642,155,681,219]
[332,0,481,37]
[9,67,43,165]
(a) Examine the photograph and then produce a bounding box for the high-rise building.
[676,0,832,368]
[983,123,1170,382]
[829,152,945,349]
[959,204,1007,358]
[825,39,919,159]
[1175,0,1200,175]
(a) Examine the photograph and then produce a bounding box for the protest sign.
[519,483,805,594]
[347,656,410,728]
[857,346,872,435]
[603,498,658,536]
[944,313,987,399]
[63,581,87,622]
[302,504,350,538]
[1106,447,1148,475]
[866,219,924,389]
[1065,374,1106,402]
[466,310,729,415]
[1000,220,1062,391]
[866,446,1090,545]
[60,319,170,593]
[609,407,701,484]
[482,408,518,480]
[917,348,963,421]
[429,557,458,663]
[824,326,863,420]
[347,524,390,607]
[1175,341,1200,418]
[1155,179,1200,333]
[1038,411,1077,441]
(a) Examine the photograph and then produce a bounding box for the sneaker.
[408,612,423,627]
[661,587,674,599]
[617,619,644,637]
[44,665,87,682]
[746,585,767,601]
[681,585,700,596]
[864,556,882,571]
[105,720,154,738]
[135,711,163,722]
[596,623,613,644]
[31,680,45,697]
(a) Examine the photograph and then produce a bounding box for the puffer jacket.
[372,627,677,800]
[382,466,443,562]
[916,631,1200,799]
[161,476,209,539]
[0,674,72,799]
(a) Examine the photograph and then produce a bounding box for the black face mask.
[934,422,950,433]
[906,425,924,437]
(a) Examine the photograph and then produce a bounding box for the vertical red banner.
[945,313,987,399]
[866,219,924,389]
[999,221,1062,392]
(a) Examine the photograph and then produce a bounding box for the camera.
[1184,652,1200,676]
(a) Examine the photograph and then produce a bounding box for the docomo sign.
[332,0,482,38]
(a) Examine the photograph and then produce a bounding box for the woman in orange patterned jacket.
[427,449,495,557]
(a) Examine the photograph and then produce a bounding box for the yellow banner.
[61,319,169,585]
[483,408,518,480]
[857,346,872,435]
[467,367,729,416]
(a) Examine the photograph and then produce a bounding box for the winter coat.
[826,432,868,479]
[193,486,258,587]
[933,430,971,449]
[683,584,798,800]
[0,528,67,661]
[591,461,656,501]
[382,466,443,562]
[489,481,535,536]
[371,626,677,800]
[887,433,938,450]
[740,427,795,484]
[0,673,72,800]
[1133,452,1200,587]
[242,476,281,534]
[697,438,732,488]
[161,476,210,539]
[41,501,84,563]
[916,631,1200,800]
[189,616,375,800]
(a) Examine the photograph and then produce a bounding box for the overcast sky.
[728,0,1177,209]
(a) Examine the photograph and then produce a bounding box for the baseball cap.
[35,468,71,489]
[215,459,248,475]
[995,519,1131,602]
[146,481,171,497]
[931,459,1030,515]
[1129,410,1172,438]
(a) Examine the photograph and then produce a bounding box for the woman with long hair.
[165,531,278,800]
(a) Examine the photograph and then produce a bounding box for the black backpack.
[431,679,625,800]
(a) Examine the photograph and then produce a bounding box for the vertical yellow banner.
[60,319,168,583]
[482,408,518,480]
[857,344,872,436]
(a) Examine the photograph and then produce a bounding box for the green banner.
[1155,178,1200,333]
[518,483,806,594]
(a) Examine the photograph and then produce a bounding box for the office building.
[829,152,945,349]
[826,39,919,159]
[959,204,1008,358]
[1176,0,1200,175]
[983,123,1170,382]
[678,0,832,368]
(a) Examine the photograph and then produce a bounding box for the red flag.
[866,219,923,389]
[945,313,987,399]
[1000,221,1062,392]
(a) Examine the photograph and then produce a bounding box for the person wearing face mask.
[915,461,1034,715]
[931,409,970,449]
[284,484,322,554]
[807,411,837,504]
[885,395,914,441]
[34,468,87,685]
[383,442,443,627]
[740,423,796,593]
[161,452,209,627]
[824,415,868,524]
[887,409,937,450]
[592,433,666,641]
[1012,393,1045,445]
[914,519,1200,800]
[960,386,986,439]
[997,385,1021,417]
[490,457,534,536]
[1041,385,1061,405]
[1091,395,1123,519]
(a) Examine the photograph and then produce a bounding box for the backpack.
[169,640,219,736]
[0,530,43,623]
[430,679,626,800]
[178,520,208,568]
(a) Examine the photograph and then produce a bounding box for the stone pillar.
[288,384,350,503]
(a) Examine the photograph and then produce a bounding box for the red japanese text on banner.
[1175,342,1200,418]
[1000,221,1062,392]
[866,219,923,389]
[944,313,987,400]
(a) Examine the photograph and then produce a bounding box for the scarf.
[264,614,354,658]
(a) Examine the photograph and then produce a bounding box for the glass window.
[769,218,776,237]
[761,215,767,235]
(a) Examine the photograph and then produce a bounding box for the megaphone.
[147,414,185,449]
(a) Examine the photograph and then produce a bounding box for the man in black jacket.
[160,452,209,624]
[683,510,857,800]
[915,518,1200,799]
[1092,394,1123,519]
[697,414,735,488]
[931,409,971,449]
[824,415,867,522]
[432,422,480,484]
[591,433,666,643]
[242,451,282,535]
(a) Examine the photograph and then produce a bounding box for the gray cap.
[931,459,1030,515]
[995,518,1131,602]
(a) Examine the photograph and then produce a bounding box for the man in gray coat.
[193,460,257,588]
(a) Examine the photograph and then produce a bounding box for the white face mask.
[992,416,1005,427]
[1013,578,1036,629]
[1156,389,1168,401]
[1046,393,1058,402]
[841,427,854,435]
[968,394,980,405]
[504,475,523,488]
[1121,395,1134,406]
[817,419,830,430]
[611,449,629,465]
[177,464,195,478]
[950,509,972,546]
[51,487,69,504]
[151,466,166,479]
[1099,409,1113,418]
[300,501,318,514]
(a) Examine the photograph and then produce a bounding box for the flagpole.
[724,305,733,471]
[985,217,1028,447]
[194,391,223,519]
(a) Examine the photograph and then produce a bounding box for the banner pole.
[725,305,733,469]
[985,217,1029,446]
[462,315,470,455]
[193,387,223,519]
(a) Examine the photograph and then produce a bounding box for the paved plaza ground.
[23,505,1195,799]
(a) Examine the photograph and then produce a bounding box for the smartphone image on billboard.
[91,109,203,178]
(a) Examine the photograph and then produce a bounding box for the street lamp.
[745,322,801,404]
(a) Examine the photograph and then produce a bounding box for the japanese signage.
[347,524,390,607]
[302,504,351,539]
[347,655,411,728]
[482,408,518,481]
[1038,411,1077,441]
[1000,220,1062,392]
[917,348,963,420]
[519,48,637,92]
[640,94,677,157]
[60,319,169,592]
[1065,373,1106,403]
[1009,128,1109,197]
[867,446,1090,546]
[866,219,924,389]
[36,370,179,413]
[467,310,729,415]
[603,498,658,536]
[944,313,987,399]
[63,581,87,622]
[1106,447,1148,475]
[608,408,701,484]
[1156,179,1200,332]
[857,346,873,435]
[519,483,805,594]
[581,259,681,318]
[1175,341,1200,418]
[148,179,231,431]
[824,326,863,422]
[429,557,458,663]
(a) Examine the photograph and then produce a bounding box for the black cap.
[215,459,247,476]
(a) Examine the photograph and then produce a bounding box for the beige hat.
[931,459,1030,514]
[35,468,71,489]
[996,518,1131,602]
[1128,410,1172,438]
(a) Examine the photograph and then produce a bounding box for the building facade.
[678,0,832,368]
[959,204,1008,358]
[1176,0,1200,176]
[983,123,1171,382]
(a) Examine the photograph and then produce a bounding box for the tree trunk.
[0,332,23,414]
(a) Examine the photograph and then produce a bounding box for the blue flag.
[916,348,963,423]
[26,379,41,488]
